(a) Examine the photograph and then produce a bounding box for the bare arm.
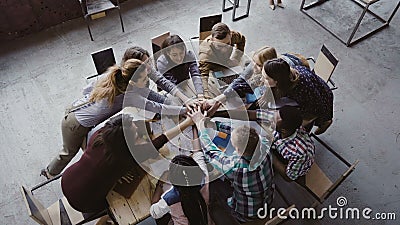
[191,126,209,176]
[151,181,165,204]
[151,171,170,204]
[164,117,193,140]
[191,126,201,151]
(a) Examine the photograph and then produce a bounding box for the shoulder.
[157,55,169,68]
[199,38,213,56]
[297,128,314,145]
[185,50,196,61]
[294,65,311,74]
[294,66,318,82]
[295,66,328,86]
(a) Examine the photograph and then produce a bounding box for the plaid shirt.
[256,109,315,180]
[199,126,274,220]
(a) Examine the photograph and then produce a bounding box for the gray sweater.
[73,74,184,128]
[157,50,204,95]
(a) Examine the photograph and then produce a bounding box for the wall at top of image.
[0,0,127,41]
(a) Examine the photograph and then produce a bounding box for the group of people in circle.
[39,21,333,225]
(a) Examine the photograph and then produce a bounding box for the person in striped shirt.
[265,106,315,182]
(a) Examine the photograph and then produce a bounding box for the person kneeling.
[270,106,315,183]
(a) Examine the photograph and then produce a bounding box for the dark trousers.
[155,213,172,225]
[208,178,241,225]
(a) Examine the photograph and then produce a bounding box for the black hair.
[161,34,186,52]
[263,58,291,93]
[169,155,208,225]
[279,106,303,132]
[92,114,137,165]
[121,46,150,64]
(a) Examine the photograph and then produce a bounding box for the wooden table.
[106,173,156,225]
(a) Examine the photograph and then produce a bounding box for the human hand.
[187,106,207,126]
[314,120,332,135]
[196,94,205,101]
[201,99,216,111]
[207,101,222,118]
[184,98,201,111]
[118,170,136,184]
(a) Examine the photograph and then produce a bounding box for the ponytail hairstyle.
[169,155,208,225]
[90,59,145,106]
[263,58,292,94]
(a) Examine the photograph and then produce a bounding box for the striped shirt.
[199,126,274,221]
[272,127,315,180]
[256,109,315,180]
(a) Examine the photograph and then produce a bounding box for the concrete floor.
[0,0,399,224]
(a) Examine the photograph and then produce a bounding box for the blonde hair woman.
[90,59,143,105]
[252,46,309,74]
[42,59,146,179]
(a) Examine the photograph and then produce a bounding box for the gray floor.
[1,0,399,224]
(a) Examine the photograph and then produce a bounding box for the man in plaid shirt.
[256,106,315,182]
[188,107,274,223]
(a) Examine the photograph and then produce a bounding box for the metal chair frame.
[274,134,359,208]
[22,174,116,225]
[222,0,252,21]
[307,134,360,205]
[79,0,125,41]
[189,14,222,60]
[300,0,400,46]
[307,44,339,90]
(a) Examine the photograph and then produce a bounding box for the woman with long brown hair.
[157,34,204,97]
[41,58,182,178]
[202,45,309,110]
[150,155,210,225]
[262,58,333,134]
[61,114,194,213]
